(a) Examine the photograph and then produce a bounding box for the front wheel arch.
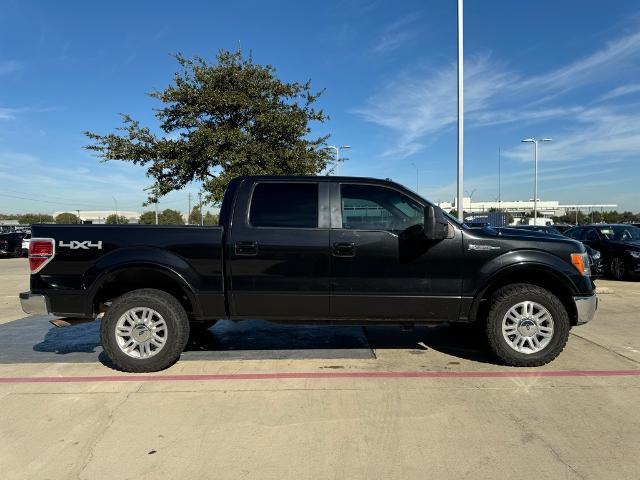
[469,266,579,327]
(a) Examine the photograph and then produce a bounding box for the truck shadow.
[0,317,492,365]
[186,321,494,364]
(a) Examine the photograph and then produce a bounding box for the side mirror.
[424,205,449,240]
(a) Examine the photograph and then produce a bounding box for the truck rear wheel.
[485,284,570,367]
[100,289,190,372]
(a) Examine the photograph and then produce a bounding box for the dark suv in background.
[511,225,604,277]
[565,224,640,280]
[0,232,23,257]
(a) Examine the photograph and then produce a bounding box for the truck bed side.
[29,224,226,319]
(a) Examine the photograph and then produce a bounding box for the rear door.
[227,179,331,319]
[329,182,463,321]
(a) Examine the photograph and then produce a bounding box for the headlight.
[591,251,601,260]
[629,250,640,259]
[571,252,591,276]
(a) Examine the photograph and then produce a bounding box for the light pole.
[521,138,552,224]
[456,0,464,222]
[327,145,351,175]
[498,148,501,211]
[411,162,419,192]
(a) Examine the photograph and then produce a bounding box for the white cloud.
[372,12,422,54]
[0,108,16,120]
[354,55,514,157]
[355,28,640,159]
[597,83,640,102]
[502,106,640,164]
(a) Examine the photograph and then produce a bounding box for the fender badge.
[469,244,501,251]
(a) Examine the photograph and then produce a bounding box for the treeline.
[551,210,640,225]
[0,207,219,225]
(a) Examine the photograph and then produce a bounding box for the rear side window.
[249,182,319,228]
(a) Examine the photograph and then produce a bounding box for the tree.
[158,209,184,225]
[85,50,333,205]
[138,211,157,225]
[203,211,218,225]
[18,213,54,224]
[188,206,202,225]
[105,214,129,225]
[55,212,79,224]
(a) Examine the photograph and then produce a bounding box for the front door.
[228,179,331,319]
[330,182,463,321]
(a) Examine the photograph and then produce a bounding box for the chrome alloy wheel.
[115,307,168,359]
[501,301,554,354]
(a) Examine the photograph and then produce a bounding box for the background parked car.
[21,233,31,257]
[511,225,604,277]
[0,233,23,257]
[552,223,574,234]
[565,224,640,280]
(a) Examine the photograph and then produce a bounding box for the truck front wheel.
[485,284,570,367]
[100,289,190,372]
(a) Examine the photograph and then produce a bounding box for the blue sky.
[1,0,640,214]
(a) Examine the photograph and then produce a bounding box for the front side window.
[249,182,318,228]
[565,228,582,240]
[340,184,423,233]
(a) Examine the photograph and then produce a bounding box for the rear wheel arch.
[469,266,579,326]
[91,265,199,318]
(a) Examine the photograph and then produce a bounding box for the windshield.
[597,225,640,242]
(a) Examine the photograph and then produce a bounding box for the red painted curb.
[1,370,639,384]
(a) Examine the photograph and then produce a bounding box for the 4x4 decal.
[59,240,103,250]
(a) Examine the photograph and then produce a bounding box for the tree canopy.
[188,206,202,225]
[84,49,333,204]
[105,214,130,224]
[55,212,79,224]
[158,209,184,225]
[138,211,157,225]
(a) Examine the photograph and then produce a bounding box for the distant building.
[437,197,617,220]
[53,211,141,224]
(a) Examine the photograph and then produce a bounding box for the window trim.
[336,182,425,234]
[246,181,323,230]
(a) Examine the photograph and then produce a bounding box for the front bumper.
[19,291,50,316]
[574,294,597,325]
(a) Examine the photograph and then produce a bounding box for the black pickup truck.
[20,176,597,372]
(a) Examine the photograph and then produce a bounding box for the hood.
[485,226,584,251]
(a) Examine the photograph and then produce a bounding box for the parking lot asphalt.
[1,257,639,479]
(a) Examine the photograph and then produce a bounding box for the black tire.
[485,283,570,367]
[609,256,626,280]
[100,288,190,372]
[13,247,22,258]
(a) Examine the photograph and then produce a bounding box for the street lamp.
[521,138,552,224]
[456,0,464,222]
[327,145,351,175]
